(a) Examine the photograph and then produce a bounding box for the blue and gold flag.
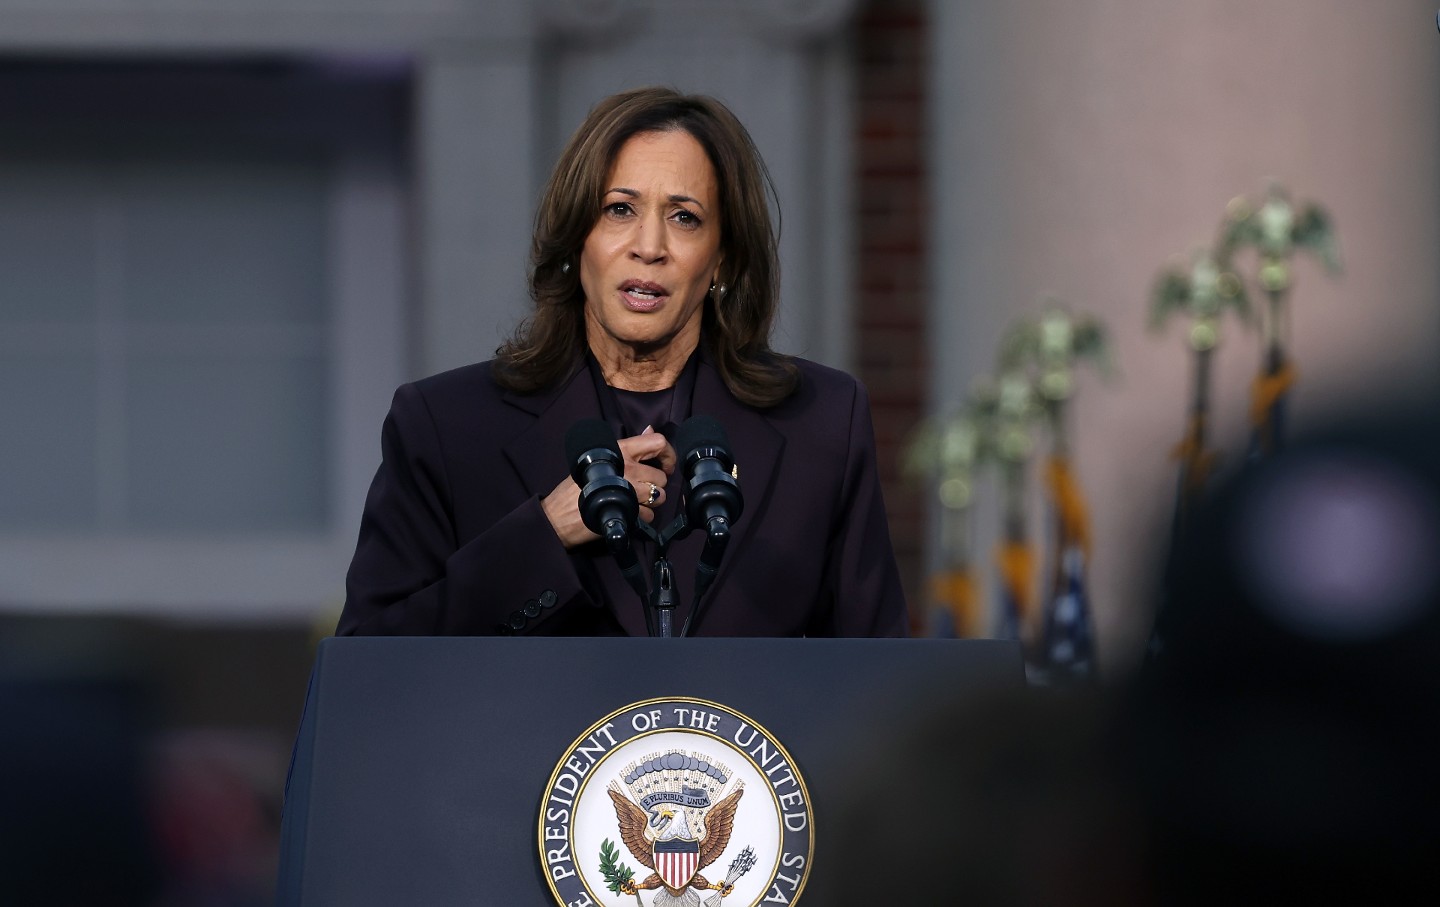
[1039,456,1097,683]
[1041,543,1096,682]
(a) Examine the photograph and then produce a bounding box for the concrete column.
[415,44,539,376]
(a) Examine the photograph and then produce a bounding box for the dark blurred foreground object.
[0,678,161,906]
[150,729,286,907]
[0,627,284,907]
[1137,401,1440,902]
[814,403,1440,905]
[806,687,1152,906]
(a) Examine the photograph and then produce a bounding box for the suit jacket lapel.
[690,357,785,601]
[500,366,651,635]
[500,366,597,497]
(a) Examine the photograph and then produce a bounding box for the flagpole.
[1172,341,1213,549]
[904,408,983,638]
[1249,286,1292,460]
[988,367,1038,653]
[1220,182,1341,462]
[994,303,1109,682]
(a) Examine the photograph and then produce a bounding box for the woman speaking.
[337,87,906,638]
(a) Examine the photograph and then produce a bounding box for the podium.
[276,636,1023,906]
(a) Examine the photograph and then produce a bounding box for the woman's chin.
[587,306,702,361]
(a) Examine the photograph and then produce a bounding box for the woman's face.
[580,129,723,365]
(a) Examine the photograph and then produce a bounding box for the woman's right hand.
[541,426,677,549]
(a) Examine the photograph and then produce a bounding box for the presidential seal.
[539,698,814,906]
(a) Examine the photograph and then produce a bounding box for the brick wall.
[854,0,929,632]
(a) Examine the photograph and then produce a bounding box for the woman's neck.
[588,335,699,391]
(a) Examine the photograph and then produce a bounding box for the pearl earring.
[561,261,571,274]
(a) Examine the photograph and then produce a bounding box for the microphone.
[565,419,653,630]
[564,419,637,551]
[676,416,744,540]
[675,416,743,636]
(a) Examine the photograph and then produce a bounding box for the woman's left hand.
[619,425,676,518]
[541,425,676,548]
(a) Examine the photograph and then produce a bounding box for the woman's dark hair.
[494,86,799,407]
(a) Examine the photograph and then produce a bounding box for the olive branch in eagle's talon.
[599,838,642,905]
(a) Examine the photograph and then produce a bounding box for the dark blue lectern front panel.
[278,637,1021,906]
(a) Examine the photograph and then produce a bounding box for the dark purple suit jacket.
[337,351,908,637]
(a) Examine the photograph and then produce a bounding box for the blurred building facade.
[4,0,1440,899]
[3,0,1438,669]
[0,0,868,626]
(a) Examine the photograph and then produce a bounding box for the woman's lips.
[620,281,668,311]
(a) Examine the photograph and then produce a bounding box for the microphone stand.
[679,516,730,638]
[636,516,690,638]
[635,513,732,640]
[606,528,655,638]
[652,558,677,637]
[630,513,737,638]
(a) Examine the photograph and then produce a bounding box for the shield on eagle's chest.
[653,838,700,890]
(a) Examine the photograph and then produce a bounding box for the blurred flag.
[995,540,1035,645]
[930,567,981,638]
[1041,544,1096,682]
[1219,183,1340,463]
[1040,456,1097,683]
[1248,360,1295,461]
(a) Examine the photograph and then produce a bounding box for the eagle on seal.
[607,784,744,901]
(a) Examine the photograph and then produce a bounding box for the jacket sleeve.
[336,383,589,636]
[819,379,910,637]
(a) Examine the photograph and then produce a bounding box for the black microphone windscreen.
[565,419,621,466]
[675,415,728,461]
